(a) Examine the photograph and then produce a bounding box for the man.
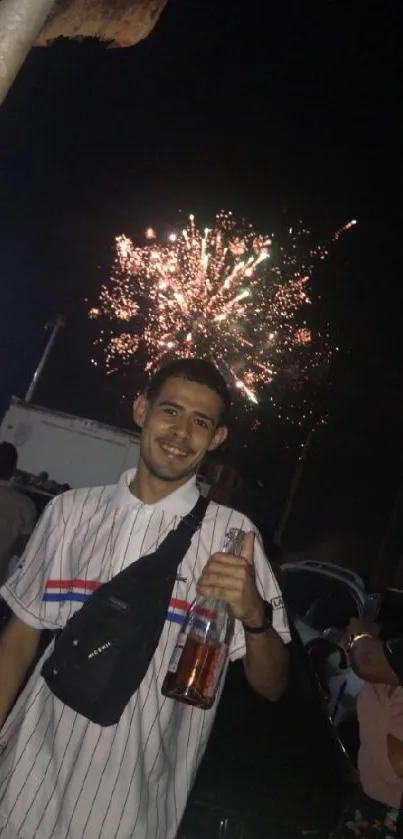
[0,358,290,839]
[0,443,36,586]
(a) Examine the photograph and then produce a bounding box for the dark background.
[0,0,402,573]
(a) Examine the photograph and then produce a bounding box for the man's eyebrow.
[158,400,183,411]
[194,411,215,424]
[158,400,215,423]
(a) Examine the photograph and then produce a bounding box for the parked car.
[281,559,367,727]
[282,560,403,769]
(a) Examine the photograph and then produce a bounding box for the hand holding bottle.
[196,531,264,629]
[161,528,246,709]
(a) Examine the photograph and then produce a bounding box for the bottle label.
[206,643,228,698]
[167,632,187,674]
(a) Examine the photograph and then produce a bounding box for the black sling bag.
[42,495,208,726]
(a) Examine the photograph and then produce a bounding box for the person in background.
[0,444,37,586]
[330,617,403,837]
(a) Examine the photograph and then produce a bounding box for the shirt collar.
[110,468,200,516]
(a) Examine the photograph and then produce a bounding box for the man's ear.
[132,394,149,429]
[208,425,228,452]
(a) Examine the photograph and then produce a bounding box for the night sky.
[0,1,401,562]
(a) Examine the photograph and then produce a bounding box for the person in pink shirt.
[332,618,403,837]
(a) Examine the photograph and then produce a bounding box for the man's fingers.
[204,556,249,571]
[241,531,255,565]
[197,583,241,602]
[198,571,244,589]
[203,555,250,573]
[206,533,255,567]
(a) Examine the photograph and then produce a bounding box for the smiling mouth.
[159,442,191,458]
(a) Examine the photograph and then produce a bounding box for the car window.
[282,569,331,618]
[307,584,359,631]
[282,568,360,630]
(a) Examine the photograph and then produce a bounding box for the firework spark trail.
[89,211,357,406]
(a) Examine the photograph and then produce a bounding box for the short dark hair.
[146,358,231,424]
[0,442,18,480]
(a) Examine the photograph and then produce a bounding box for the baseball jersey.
[0,470,290,839]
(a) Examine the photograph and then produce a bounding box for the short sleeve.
[0,495,66,631]
[229,526,291,663]
[389,687,403,741]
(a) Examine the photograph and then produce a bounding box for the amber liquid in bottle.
[161,527,244,710]
[162,635,228,710]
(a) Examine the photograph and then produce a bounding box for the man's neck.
[129,463,193,505]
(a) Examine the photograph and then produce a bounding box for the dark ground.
[179,637,352,839]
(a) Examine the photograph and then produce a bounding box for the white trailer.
[0,398,141,489]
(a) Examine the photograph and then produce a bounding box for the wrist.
[242,600,265,629]
[243,600,273,634]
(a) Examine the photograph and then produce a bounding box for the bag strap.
[174,494,209,537]
[148,494,209,562]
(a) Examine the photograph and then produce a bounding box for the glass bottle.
[161,528,245,710]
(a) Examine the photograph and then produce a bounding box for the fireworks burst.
[89,211,356,410]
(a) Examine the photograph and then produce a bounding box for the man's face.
[133,377,228,485]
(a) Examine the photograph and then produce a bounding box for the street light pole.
[25,315,65,403]
[275,427,315,546]
[0,0,56,106]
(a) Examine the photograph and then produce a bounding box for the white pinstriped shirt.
[0,470,290,839]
